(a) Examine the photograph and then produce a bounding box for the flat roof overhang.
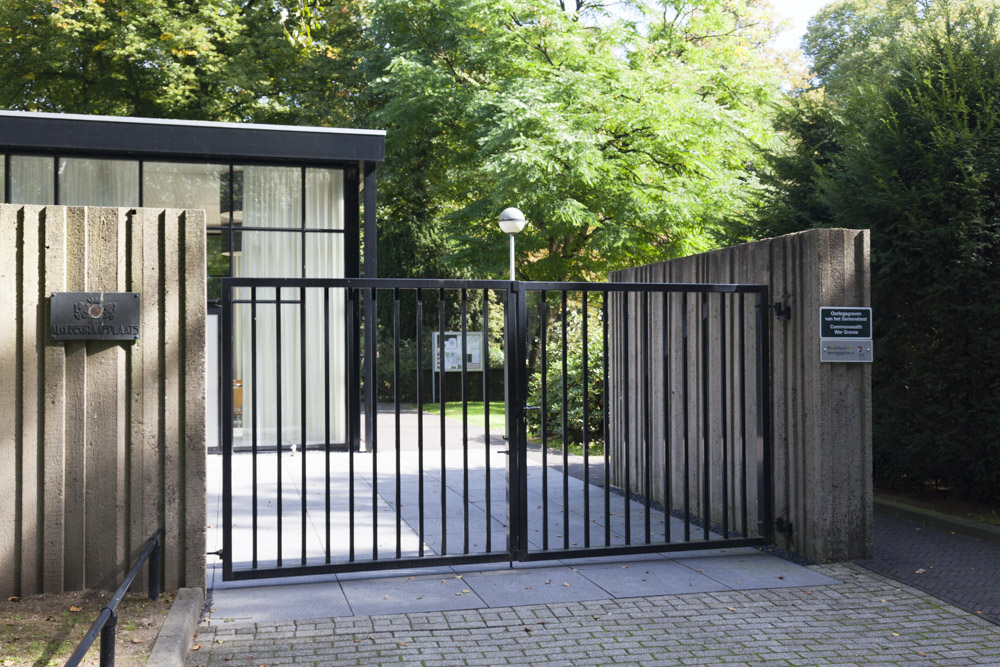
[0,110,384,166]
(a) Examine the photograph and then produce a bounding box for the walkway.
[188,563,1000,666]
[191,411,1000,665]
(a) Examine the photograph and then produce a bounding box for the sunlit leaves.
[369,0,784,281]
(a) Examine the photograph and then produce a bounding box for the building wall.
[609,229,872,562]
[0,204,206,596]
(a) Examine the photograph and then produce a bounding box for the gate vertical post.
[220,279,234,580]
[755,289,774,543]
[504,282,529,561]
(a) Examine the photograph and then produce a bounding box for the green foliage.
[755,0,1000,503]
[0,0,366,125]
[526,296,604,447]
[367,0,785,281]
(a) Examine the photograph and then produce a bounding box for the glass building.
[1,110,384,450]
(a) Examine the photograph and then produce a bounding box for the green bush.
[526,300,604,448]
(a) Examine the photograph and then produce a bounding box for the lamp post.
[498,207,527,281]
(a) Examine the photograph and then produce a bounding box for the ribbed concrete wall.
[609,229,872,562]
[0,204,206,596]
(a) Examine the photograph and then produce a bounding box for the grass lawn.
[421,401,604,457]
[422,401,507,433]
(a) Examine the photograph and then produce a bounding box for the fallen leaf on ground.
[915,568,926,574]
[7,596,20,602]
[562,582,570,587]
[68,605,83,612]
[191,643,202,651]
[132,638,144,644]
[916,651,926,657]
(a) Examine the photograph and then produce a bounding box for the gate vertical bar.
[438,289,447,555]
[483,289,492,552]
[221,280,234,580]
[275,287,284,566]
[662,290,670,543]
[394,288,402,559]
[416,289,425,557]
[561,291,569,550]
[642,292,651,544]
[251,288,259,569]
[720,294,729,539]
[623,294,630,545]
[682,292,690,541]
[739,293,748,538]
[602,291,610,547]
[701,293,710,541]
[755,290,774,542]
[539,292,548,551]
[370,287,379,561]
[461,289,469,554]
[581,292,590,548]
[300,286,308,565]
[347,288,356,562]
[324,288,331,562]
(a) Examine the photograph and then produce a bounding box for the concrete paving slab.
[210,580,352,624]
[675,552,840,589]
[339,573,486,616]
[574,558,731,597]
[459,565,612,607]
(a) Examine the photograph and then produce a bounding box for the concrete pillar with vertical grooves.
[0,204,206,597]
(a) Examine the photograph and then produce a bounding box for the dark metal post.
[220,279,234,579]
[99,611,116,667]
[755,290,774,542]
[514,282,529,560]
[148,535,161,601]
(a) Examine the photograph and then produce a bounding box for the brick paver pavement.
[186,564,1000,666]
[858,512,1000,624]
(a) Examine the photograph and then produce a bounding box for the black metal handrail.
[66,528,164,667]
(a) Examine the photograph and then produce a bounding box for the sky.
[769,0,835,53]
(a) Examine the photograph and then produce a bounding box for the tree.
[0,0,366,125]
[755,0,1000,502]
[366,0,786,281]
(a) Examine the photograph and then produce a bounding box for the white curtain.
[58,158,139,207]
[10,155,55,205]
[142,162,226,225]
[234,167,346,448]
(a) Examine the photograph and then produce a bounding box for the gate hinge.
[774,517,793,538]
[207,549,224,559]
[758,301,791,320]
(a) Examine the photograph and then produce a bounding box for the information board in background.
[819,307,872,339]
[431,331,484,372]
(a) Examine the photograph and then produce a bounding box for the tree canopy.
[368,0,786,280]
[0,0,365,125]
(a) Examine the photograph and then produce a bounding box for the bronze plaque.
[50,292,141,341]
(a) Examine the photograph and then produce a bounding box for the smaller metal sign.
[819,307,872,339]
[50,292,141,341]
[821,339,873,363]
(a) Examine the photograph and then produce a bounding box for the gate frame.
[219,277,774,581]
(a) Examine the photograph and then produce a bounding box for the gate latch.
[763,301,792,320]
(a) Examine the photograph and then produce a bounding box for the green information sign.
[819,307,872,339]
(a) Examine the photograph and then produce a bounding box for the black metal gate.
[220,278,773,581]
